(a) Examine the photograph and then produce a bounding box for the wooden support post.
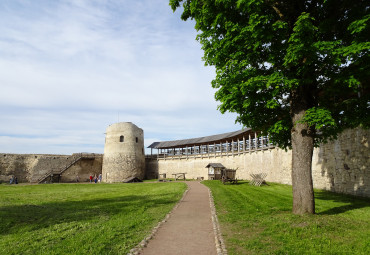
[262,135,264,150]
[234,140,236,154]
[255,132,258,151]
[226,140,229,156]
[268,135,271,149]
[232,139,234,156]
[243,136,245,153]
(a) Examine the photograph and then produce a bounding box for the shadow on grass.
[315,190,370,215]
[0,193,177,235]
[203,180,250,186]
[222,182,250,186]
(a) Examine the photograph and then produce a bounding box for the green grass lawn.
[203,180,370,255]
[0,182,186,255]
[1,181,369,255]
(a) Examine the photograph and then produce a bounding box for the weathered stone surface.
[1,125,368,198]
[102,122,145,182]
[312,128,369,197]
[149,128,369,197]
[0,154,102,183]
[60,156,103,182]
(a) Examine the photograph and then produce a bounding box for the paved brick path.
[140,181,218,255]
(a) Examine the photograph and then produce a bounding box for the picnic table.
[172,173,186,181]
[250,173,267,186]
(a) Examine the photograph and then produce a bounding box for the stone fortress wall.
[0,153,102,183]
[0,123,368,198]
[0,122,145,184]
[147,128,369,197]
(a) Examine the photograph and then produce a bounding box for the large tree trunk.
[291,88,315,215]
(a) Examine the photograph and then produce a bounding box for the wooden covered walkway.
[148,129,274,159]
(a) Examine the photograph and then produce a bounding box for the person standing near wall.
[98,174,102,183]
[89,175,93,183]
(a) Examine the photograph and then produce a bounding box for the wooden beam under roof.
[147,128,257,149]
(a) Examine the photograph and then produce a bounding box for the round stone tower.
[102,122,145,183]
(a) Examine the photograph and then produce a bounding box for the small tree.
[170,0,369,214]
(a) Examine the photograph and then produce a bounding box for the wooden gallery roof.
[148,128,254,149]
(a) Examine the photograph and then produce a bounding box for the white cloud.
[0,0,241,155]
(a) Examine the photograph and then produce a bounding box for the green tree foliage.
[170,0,369,147]
[170,0,369,214]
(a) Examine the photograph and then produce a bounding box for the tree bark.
[291,88,315,215]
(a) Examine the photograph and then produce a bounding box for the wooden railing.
[150,136,275,160]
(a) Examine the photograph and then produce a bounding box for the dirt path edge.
[208,185,228,255]
[128,184,190,255]
[127,182,228,255]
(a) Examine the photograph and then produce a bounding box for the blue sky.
[0,0,241,154]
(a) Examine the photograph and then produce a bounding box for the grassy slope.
[203,181,370,255]
[0,183,186,255]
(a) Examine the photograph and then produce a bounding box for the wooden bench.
[172,173,186,181]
